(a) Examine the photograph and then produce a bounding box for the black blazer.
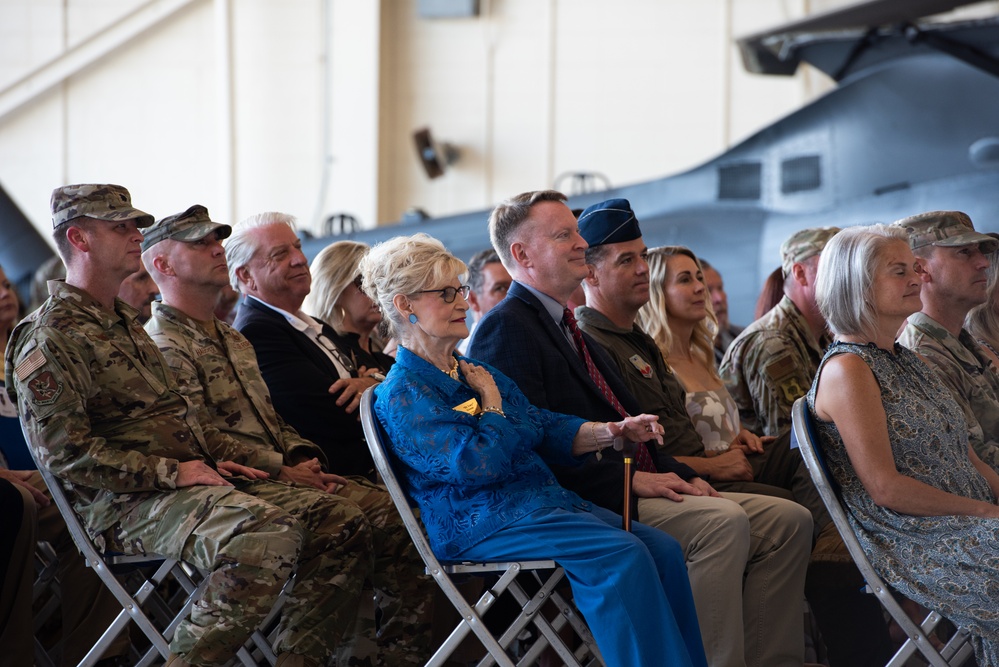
[233,297,373,477]
[467,281,697,515]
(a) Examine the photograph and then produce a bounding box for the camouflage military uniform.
[145,301,433,664]
[720,295,832,437]
[898,312,999,471]
[5,281,376,666]
[145,302,324,475]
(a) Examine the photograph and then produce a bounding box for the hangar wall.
[0,0,967,241]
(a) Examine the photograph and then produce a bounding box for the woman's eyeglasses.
[416,285,470,304]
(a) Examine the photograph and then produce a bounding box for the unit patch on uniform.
[764,354,806,404]
[628,354,654,379]
[28,371,63,406]
[779,377,806,403]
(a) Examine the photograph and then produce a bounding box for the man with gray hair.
[227,212,379,478]
[143,204,432,664]
[720,226,840,438]
[7,185,363,666]
[895,210,999,470]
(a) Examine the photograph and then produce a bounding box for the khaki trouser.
[638,491,813,667]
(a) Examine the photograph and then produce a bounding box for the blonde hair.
[358,233,467,341]
[637,246,719,379]
[304,240,369,334]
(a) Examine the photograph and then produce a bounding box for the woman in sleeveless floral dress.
[637,246,768,455]
[808,224,999,665]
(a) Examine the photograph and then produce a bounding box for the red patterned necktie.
[562,308,657,473]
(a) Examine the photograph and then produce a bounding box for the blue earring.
[409,313,418,324]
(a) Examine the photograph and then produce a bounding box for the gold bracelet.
[590,422,601,451]
[481,405,506,418]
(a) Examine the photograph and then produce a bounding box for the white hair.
[358,233,466,341]
[816,224,911,339]
[224,212,297,292]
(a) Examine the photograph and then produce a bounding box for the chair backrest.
[21,428,107,568]
[360,387,604,667]
[790,398,851,538]
[792,397,899,587]
[359,387,448,571]
[19,422,179,662]
[20,425,285,667]
[790,397,969,667]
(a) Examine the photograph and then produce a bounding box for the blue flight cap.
[577,198,642,247]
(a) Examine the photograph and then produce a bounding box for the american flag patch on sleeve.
[15,348,47,380]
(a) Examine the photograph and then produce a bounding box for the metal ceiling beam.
[737,0,986,74]
[0,0,201,122]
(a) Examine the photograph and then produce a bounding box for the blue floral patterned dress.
[807,341,999,665]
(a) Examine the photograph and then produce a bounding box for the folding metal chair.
[23,427,285,667]
[790,397,974,667]
[359,387,604,667]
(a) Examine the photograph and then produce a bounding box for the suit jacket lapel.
[508,282,608,403]
[245,299,343,379]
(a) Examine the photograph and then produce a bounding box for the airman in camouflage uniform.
[142,204,432,665]
[5,185,376,667]
[720,227,839,437]
[894,211,999,471]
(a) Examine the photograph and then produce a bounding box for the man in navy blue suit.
[467,191,813,667]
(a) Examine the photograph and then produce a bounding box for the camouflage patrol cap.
[890,210,998,253]
[140,205,232,252]
[780,226,841,277]
[50,184,154,229]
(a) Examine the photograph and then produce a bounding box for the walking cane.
[623,448,633,532]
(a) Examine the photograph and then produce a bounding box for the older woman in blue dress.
[807,224,999,665]
[361,233,707,667]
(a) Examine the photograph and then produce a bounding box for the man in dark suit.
[467,191,813,667]
[226,212,379,478]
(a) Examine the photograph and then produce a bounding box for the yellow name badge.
[453,397,481,415]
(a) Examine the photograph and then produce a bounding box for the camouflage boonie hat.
[50,184,154,229]
[891,210,998,253]
[780,226,841,276]
[141,205,232,252]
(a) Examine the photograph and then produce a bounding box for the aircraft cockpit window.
[781,155,821,194]
[717,162,761,200]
